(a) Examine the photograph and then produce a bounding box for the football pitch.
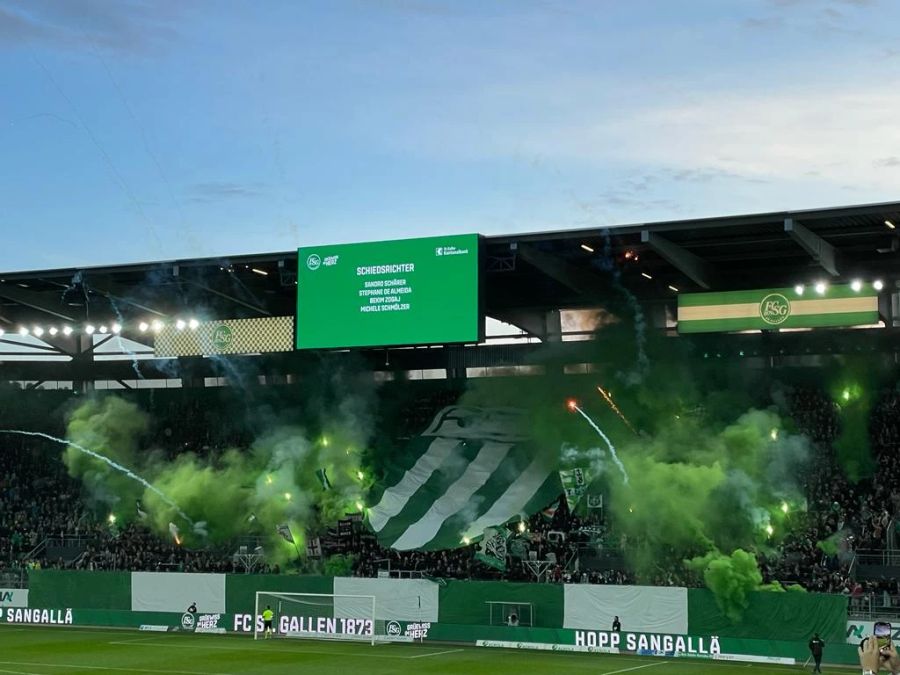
[0,625,856,674]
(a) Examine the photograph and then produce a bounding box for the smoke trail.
[570,403,629,484]
[598,230,649,384]
[106,294,144,380]
[0,429,193,524]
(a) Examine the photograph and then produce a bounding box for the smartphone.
[875,622,893,652]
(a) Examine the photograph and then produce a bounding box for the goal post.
[254,592,378,645]
[486,600,534,626]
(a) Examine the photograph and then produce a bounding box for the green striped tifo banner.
[367,407,562,551]
[677,285,878,334]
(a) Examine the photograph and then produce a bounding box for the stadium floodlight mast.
[62,326,73,336]
[851,279,863,292]
[32,326,44,337]
[18,327,28,336]
[794,284,804,295]
[85,325,96,335]
[138,322,149,332]
[874,280,884,291]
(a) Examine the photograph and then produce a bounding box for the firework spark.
[597,386,637,435]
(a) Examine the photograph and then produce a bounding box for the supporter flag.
[276,523,294,544]
[366,406,563,551]
[508,535,529,559]
[541,497,560,521]
[475,527,509,571]
[306,536,323,559]
[586,493,603,509]
[560,467,590,510]
[315,468,332,491]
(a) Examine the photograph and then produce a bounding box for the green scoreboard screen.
[295,234,480,349]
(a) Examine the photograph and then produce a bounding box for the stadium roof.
[1,200,898,382]
[4,199,898,321]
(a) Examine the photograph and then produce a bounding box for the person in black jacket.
[808,632,824,673]
[612,616,621,632]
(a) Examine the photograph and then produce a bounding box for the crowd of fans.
[2,382,900,598]
[0,438,94,569]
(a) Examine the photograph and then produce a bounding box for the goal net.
[486,600,534,626]
[254,592,385,645]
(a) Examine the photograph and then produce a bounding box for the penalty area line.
[604,662,669,675]
[406,648,465,659]
[107,639,434,660]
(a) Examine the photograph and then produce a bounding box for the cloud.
[185,181,266,203]
[874,157,900,168]
[0,5,47,43]
[392,73,900,196]
[742,16,785,30]
[0,0,186,54]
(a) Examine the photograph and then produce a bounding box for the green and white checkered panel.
[154,316,294,357]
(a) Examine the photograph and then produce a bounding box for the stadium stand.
[1,379,898,604]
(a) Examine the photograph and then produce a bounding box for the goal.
[254,592,380,645]
[486,600,534,626]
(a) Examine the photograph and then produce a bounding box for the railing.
[0,568,27,589]
[848,593,900,620]
[45,535,100,548]
[382,569,425,579]
[848,551,859,579]
[855,550,900,567]
[21,538,47,562]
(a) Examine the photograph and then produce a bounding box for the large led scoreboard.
[295,234,481,350]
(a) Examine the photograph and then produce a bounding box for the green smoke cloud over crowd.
[461,320,851,621]
[61,362,374,567]
[50,309,891,622]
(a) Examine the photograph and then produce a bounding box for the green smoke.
[455,323,817,619]
[61,364,373,568]
[64,397,149,511]
[688,549,761,622]
[830,373,874,481]
[604,408,808,583]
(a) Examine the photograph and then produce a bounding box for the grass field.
[0,625,857,674]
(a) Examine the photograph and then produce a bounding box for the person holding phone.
[859,625,900,675]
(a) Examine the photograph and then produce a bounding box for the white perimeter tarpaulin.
[131,572,226,613]
[563,584,688,635]
[333,577,439,622]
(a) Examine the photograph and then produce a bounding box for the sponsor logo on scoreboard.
[759,293,791,325]
[435,244,470,257]
[306,253,339,270]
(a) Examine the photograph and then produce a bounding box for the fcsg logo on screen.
[306,254,339,270]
